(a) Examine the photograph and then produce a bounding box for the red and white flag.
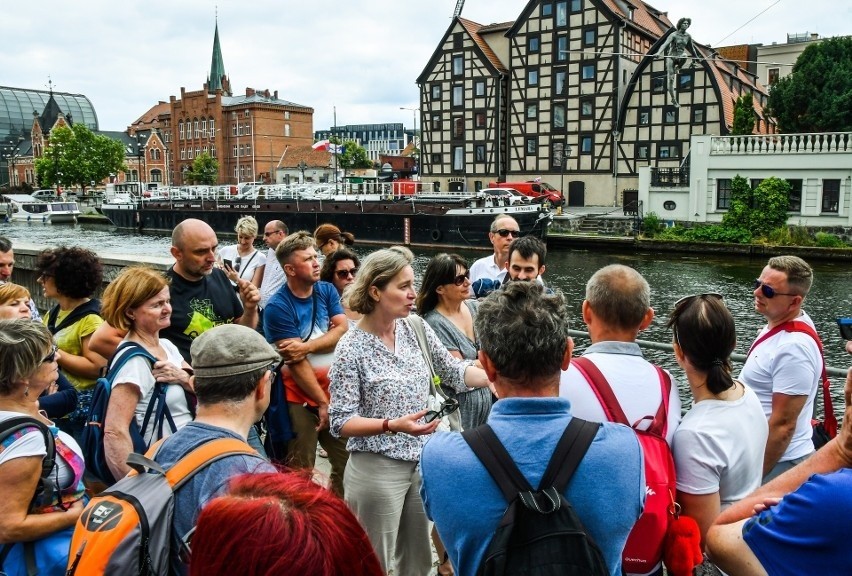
[312,140,330,151]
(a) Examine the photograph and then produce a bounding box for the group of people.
[0,212,848,576]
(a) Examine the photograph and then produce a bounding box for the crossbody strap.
[406,315,438,388]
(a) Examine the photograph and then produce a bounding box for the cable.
[556,48,795,67]
[714,0,783,46]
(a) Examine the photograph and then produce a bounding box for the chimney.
[274,90,278,99]
[246,87,255,97]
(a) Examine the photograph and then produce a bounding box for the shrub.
[814,232,846,248]
[750,178,790,237]
[642,212,666,237]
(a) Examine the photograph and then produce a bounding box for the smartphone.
[837,317,852,340]
[223,259,233,269]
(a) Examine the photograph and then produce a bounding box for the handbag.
[0,526,75,576]
[407,316,463,432]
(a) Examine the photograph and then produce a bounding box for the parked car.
[31,189,58,201]
[478,187,531,205]
[488,181,564,205]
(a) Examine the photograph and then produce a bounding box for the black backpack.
[462,418,609,576]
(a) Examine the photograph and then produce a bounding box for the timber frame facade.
[417,0,773,206]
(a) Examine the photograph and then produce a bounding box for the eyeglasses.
[449,272,470,286]
[263,230,284,237]
[493,229,521,238]
[753,279,796,299]
[424,397,460,423]
[335,268,358,280]
[672,293,724,311]
[42,344,58,364]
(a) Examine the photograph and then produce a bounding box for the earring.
[24,385,29,397]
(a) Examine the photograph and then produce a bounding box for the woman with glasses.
[0,319,86,576]
[417,253,491,430]
[667,294,768,548]
[35,246,107,442]
[329,247,491,576]
[99,266,194,482]
[320,248,362,322]
[220,216,266,290]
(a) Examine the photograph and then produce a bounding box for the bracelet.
[382,418,397,436]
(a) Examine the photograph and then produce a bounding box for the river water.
[4,220,851,412]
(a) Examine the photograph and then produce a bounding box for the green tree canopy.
[34,124,126,191]
[330,137,372,171]
[732,93,755,135]
[184,152,219,185]
[722,175,789,237]
[768,36,852,133]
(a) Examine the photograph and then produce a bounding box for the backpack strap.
[46,299,101,335]
[539,418,599,492]
[0,416,57,506]
[407,315,438,384]
[106,341,158,380]
[164,438,258,490]
[462,425,534,499]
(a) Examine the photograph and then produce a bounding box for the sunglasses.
[449,272,470,286]
[424,397,460,423]
[263,230,284,237]
[493,229,521,238]
[42,344,59,364]
[672,292,724,310]
[335,267,358,280]
[753,279,796,299]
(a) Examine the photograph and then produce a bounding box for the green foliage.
[721,176,752,229]
[641,212,665,237]
[814,232,846,248]
[768,36,852,133]
[732,93,755,135]
[749,178,790,237]
[184,152,219,185]
[34,124,127,191]
[330,137,372,171]
[764,226,814,246]
[658,224,752,244]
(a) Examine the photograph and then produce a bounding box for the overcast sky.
[3,0,846,133]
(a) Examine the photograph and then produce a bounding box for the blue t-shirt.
[421,397,644,576]
[263,281,343,343]
[154,422,275,576]
[743,468,852,576]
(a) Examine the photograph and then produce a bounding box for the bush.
[814,232,846,248]
[641,212,666,237]
[750,178,790,237]
[765,226,814,246]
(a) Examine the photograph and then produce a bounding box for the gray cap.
[191,324,280,378]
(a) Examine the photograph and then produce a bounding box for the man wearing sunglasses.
[739,256,821,483]
[469,214,521,293]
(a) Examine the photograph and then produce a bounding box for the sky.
[2,0,846,133]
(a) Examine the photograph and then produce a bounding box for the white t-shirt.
[111,339,193,444]
[738,312,821,461]
[469,254,507,285]
[219,245,266,287]
[259,247,286,309]
[559,342,682,444]
[673,384,768,507]
[0,411,82,489]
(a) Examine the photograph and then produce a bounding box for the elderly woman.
[0,319,85,576]
[99,266,194,482]
[0,284,77,420]
[329,246,491,576]
[36,247,107,440]
[219,216,266,289]
[314,223,355,258]
[320,248,361,322]
[417,253,492,430]
[668,294,768,548]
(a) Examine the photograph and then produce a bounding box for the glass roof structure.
[0,86,98,145]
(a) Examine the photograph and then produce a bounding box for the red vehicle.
[488,181,564,205]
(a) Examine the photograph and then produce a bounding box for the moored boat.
[100,183,552,250]
[2,194,81,224]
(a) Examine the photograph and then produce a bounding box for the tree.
[768,36,852,133]
[331,137,372,172]
[34,124,126,192]
[732,93,755,135]
[184,152,219,184]
[722,175,789,238]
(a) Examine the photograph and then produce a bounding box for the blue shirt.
[420,397,644,576]
[263,281,343,343]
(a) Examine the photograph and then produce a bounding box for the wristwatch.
[382,418,397,436]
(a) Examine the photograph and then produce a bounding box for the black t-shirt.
[164,267,244,363]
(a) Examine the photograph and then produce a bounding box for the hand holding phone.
[223,259,233,270]
[837,317,852,341]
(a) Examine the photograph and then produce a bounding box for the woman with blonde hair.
[99,266,194,482]
[314,223,355,257]
[220,216,266,289]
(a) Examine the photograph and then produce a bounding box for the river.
[3,220,851,412]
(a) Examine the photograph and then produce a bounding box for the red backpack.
[573,357,675,575]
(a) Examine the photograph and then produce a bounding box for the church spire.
[208,17,228,94]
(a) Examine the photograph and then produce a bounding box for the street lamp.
[297,160,308,184]
[559,144,572,207]
[136,132,148,189]
[399,106,419,153]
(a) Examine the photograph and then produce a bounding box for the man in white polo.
[469,214,519,296]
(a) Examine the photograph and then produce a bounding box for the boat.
[2,194,81,224]
[99,183,553,250]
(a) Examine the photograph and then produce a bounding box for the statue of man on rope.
[654,17,698,107]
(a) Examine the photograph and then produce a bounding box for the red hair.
[189,472,382,576]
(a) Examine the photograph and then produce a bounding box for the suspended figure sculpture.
[654,18,697,107]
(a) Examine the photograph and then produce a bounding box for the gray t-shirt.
[154,421,276,576]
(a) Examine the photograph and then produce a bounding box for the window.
[580,135,593,154]
[786,179,802,212]
[196,147,201,158]
[209,118,215,135]
[232,145,238,157]
[658,143,680,159]
[432,84,442,100]
[553,103,565,129]
[554,71,567,95]
[552,142,568,168]
[431,153,441,164]
[580,97,593,117]
[453,146,464,171]
[244,110,250,118]
[245,123,251,135]
[151,169,162,183]
[453,55,464,76]
[639,107,651,125]
[652,73,666,93]
[768,68,779,86]
[432,113,441,129]
[555,2,567,25]
[475,112,486,128]
[453,117,465,138]
[556,36,568,61]
[285,124,291,137]
[691,105,705,124]
[582,63,595,80]
[179,121,184,140]
[475,81,485,96]
[284,112,290,120]
[583,27,595,46]
[232,123,238,136]
[541,3,552,16]
[526,137,537,155]
[475,145,485,162]
[194,120,200,139]
[528,69,539,86]
[637,143,650,159]
[453,32,463,49]
[664,107,677,124]
[750,178,763,190]
[526,103,538,119]
[181,148,186,160]
[201,119,207,138]
[528,35,540,53]
[210,144,216,158]
[188,148,194,159]
[452,85,463,107]
[822,179,840,212]
[570,0,581,11]
[678,71,693,91]
[717,178,732,209]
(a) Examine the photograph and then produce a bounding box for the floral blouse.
[329,317,472,462]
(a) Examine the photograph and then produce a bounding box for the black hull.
[100,199,551,251]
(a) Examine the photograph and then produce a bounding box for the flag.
[312,140,330,151]
[329,144,346,155]
[534,176,542,182]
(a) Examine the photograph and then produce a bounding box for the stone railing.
[710,132,852,155]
